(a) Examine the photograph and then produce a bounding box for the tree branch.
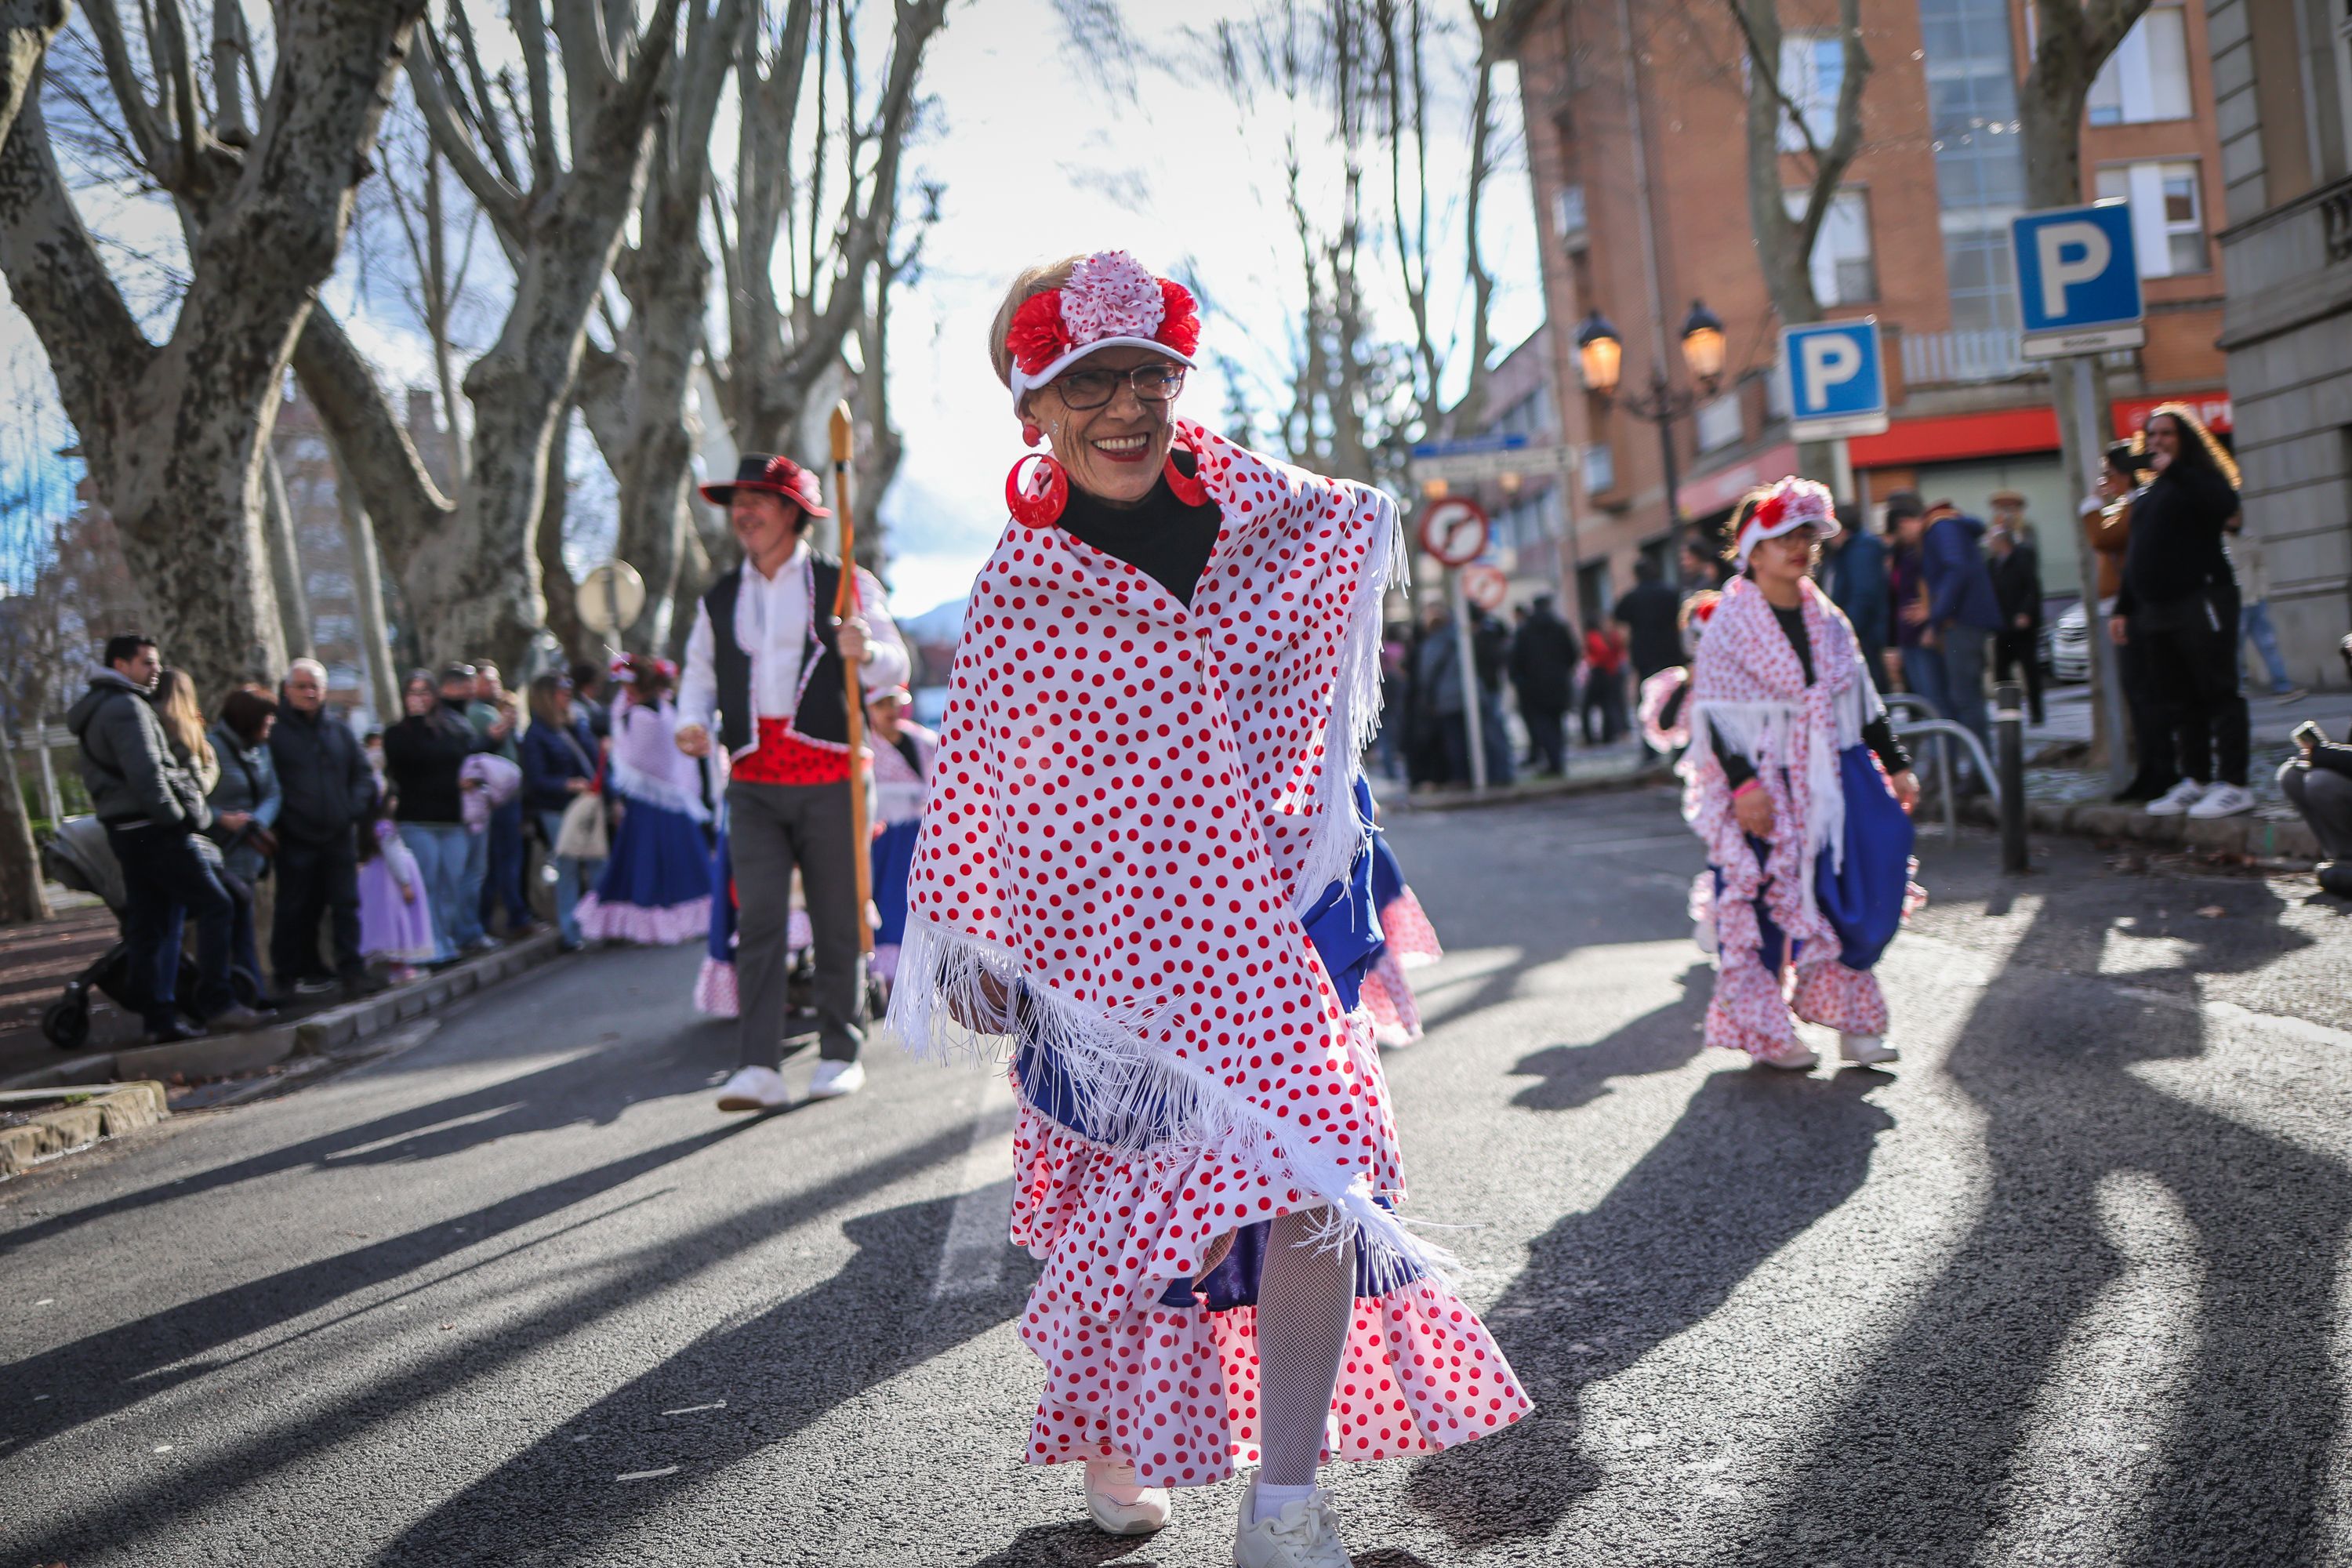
[78,0,174,172]
[513,0,564,184]
[290,306,455,568]
[405,24,525,235]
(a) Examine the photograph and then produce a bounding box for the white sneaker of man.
[2143,779,2209,816]
[806,1058,866,1099]
[1233,1480,1351,1568]
[1083,1457,1171,1536]
[715,1065,792,1112]
[1839,1033,1899,1065]
[2187,782,2256,818]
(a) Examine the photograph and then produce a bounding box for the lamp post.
[1574,299,1726,578]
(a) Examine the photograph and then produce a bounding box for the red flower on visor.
[1007,292,1073,378]
[1157,278,1201,357]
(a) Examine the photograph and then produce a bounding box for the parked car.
[2051,600,2089,684]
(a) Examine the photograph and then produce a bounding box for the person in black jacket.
[2111,405,2253,819]
[2281,636,2352,898]
[1987,516,2045,724]
[267,659,383,999]
[383,670,488,964]
[1508,595,1577,775]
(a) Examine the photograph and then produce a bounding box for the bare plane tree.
[293,0,685,672]
[0,1,64,155]
[0,0,428,699]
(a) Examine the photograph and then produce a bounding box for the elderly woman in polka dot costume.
[888,251,1529,1566]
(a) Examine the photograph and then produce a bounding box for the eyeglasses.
[1052,364,1186,410]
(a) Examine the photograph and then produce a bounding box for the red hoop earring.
[1163,436,1209,507]
[1006,452,1069,527]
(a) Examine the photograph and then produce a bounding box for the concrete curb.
[0,1080,169,1177]
[1964,794,2322,864]
[1398,764,1671,813]
[0,931,564,1094]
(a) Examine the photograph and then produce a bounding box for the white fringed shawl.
[884,420,1435,1281]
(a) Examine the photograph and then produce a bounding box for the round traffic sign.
[1461,564,1508,612]
[1418,497,1490,567]
[576,558,648,637]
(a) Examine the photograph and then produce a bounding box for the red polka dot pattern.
[905,420,1531,1487]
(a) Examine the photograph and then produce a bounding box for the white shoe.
[1234,1479,1351,1568]
[1839,1033,1898,1065]
[1083,1457,1171,1536]
[715,1065,791,1112]
[1755,1041,1820,1071]
[805,1058,866,1099]
[2187,782,2256,818]
[2143,779,2208,816]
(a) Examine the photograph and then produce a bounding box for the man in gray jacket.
[67,635,262,1042]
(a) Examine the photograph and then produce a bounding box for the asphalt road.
[5,785,2349,1567]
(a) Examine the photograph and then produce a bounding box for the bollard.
[1994,680,2028,873]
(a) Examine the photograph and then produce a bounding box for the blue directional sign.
[1410,432,1528,459]
[2012,202,2145,358]
[1780,318,1888,441]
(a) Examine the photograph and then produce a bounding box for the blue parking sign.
[1780,318,1887,440]
[2012,203,2145,358]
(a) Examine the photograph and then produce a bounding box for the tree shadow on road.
[1709,877,2348,1567]
[1505,963,1710,1112]
[7,1118,982,1563]
[372,1195,1029,1566]
[964,1521,1163,1567]
[1406,1064,1895,1546]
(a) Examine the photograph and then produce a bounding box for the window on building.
[1695,390,1744,453]
[1918,0,2027,334]
[2087,6,2192,125]
[1782,187,1878,305]
[1553,184,1587,245]
[1777,34,1846,150]
[1583,442,1616,495]
[2094,160,2209,275]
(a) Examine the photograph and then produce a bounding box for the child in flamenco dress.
[1679,477,1924,1071]
[577,656,712,946]
[356,793,437,980]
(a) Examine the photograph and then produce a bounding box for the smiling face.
[1023,345,1183,507]
[730,490,804,575]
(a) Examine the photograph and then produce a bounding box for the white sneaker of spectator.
[2144,779,2209,816]
[2187,782,2256,818]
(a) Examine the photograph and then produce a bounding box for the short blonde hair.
[987,254,1089,390]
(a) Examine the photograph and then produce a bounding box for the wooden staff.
[828,401,875,956]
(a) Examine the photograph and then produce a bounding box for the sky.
[0,0,1544,621]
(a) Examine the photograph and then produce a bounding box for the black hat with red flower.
[697,453,831,517]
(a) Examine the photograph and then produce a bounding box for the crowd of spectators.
[67,638,616,1044]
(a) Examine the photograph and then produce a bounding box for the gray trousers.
[2280,760,2352,862]
[1941,621,1994,769]
[728,778,866,1067]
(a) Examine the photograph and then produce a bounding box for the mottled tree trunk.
[0,714,49,925]
[0,1,64,155]
[605,255,704,654]
[537,408,589,663]
[263,449,314,659]
[0,0,423,699]
[329,440,402,718]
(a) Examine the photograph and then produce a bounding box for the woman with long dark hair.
[2111,403,2252,818]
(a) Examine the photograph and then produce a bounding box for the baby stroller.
[36,815,260,1051]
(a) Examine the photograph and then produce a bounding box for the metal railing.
[1883,693,2001,842]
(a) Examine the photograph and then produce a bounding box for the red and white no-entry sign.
[1461,564,1508,612]
[1417,497,1490,568]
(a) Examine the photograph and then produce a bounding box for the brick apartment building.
[1497,0,2235,624]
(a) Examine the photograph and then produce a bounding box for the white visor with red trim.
[1734,477,1840,566]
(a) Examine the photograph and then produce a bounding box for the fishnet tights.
[1256,1207,1355,1488]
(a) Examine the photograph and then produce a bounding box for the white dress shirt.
[679,541,911,747]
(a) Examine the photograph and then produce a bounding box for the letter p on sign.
[2035,220,2111,320]
[1800,334,1861,410]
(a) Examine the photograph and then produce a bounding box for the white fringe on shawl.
[884,435,1442,1294]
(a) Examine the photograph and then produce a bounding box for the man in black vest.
[678,454,910,1111]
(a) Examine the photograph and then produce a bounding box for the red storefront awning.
[1848,391,2233,469]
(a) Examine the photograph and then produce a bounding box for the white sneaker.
[1234,1479,1351,1568]
[1083,1457,1171,1536]
[715,1065,791,1112]
[1839,1033,1899,1065]
[2144,779,2208,816]
[1756,1041,1820,1072]
[2187,782,2256,818]
[806,1058,866,1099]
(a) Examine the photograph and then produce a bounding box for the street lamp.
[1574,299,1727,541]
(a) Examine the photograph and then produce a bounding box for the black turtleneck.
[1056,458,1222,608]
